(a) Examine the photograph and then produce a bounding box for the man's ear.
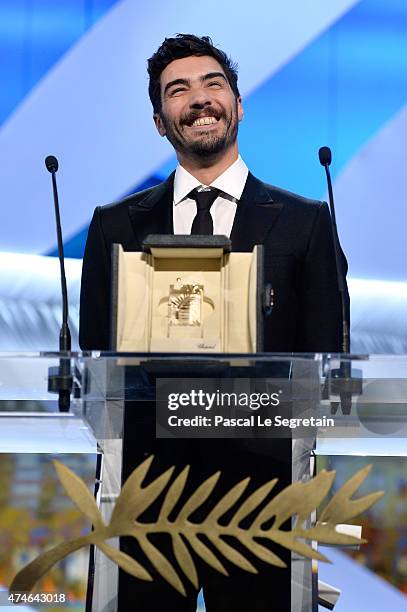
[153,113,166,137]
[237,96,244,122]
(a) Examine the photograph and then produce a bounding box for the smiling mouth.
[184,114,221,128]
[190,116,219,127]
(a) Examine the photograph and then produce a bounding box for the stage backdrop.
[1,5,407,610]
[0,0,406,283]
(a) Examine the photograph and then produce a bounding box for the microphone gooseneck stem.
[51,171,71,352]
[323,163,349,354]
[46,156,73,413]
[319,147,357,416]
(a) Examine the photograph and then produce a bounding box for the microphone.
[318,146,354,415]
[318,146,331,167]
[45,155,72,412]
[45,155,58,173]
[318,146,349,353]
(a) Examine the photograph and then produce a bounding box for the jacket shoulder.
[97,182,165,217]
[261,180,323,210]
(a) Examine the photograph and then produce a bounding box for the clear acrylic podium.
[1,352,407,612]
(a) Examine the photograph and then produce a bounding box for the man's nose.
[188,88,212,108]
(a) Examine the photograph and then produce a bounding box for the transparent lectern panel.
[316,354,407,457]
[315,355,407,610]
[75,353,127,612]
[76,352,322,612]
[5,352,407,611]
[0,353,99,610]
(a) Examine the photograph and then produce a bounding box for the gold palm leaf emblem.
[10,456,383,596]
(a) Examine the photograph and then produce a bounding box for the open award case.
[110,235,269,353]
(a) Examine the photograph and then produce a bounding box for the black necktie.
[190,188,220,235]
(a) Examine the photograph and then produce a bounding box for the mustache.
[181,108,224,126]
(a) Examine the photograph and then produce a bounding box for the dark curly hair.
[147,34,240,114]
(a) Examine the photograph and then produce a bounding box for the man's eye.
[208,81,222,88]
[170,87,186,95]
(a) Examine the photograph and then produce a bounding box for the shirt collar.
[173,155,249,205]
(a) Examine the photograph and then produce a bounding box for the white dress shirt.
[173,156,249,237]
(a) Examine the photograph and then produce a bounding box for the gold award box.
[110,235,271,353]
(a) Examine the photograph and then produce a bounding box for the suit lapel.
[128,173,174,247]
[230,173,283,251]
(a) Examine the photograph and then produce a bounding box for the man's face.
[154,55,243,159]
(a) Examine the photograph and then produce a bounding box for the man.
[80,34,348,611]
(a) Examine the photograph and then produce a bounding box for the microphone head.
[45,155,59,173]
[318,146,332,166]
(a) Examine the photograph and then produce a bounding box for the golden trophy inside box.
[168,278,203,328]
[110,235,270,353]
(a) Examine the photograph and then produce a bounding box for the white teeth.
[191,116,218,126]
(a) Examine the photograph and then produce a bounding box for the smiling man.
[80,34,346,354]
[79,34,348,612]
[152,54,242,178]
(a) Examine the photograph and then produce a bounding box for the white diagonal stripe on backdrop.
[333,103,407,281]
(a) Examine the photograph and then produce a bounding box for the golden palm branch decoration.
[10,456,383,596]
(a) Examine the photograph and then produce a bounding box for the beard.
[160,102,239,159]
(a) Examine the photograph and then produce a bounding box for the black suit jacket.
[79,172,348,353]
